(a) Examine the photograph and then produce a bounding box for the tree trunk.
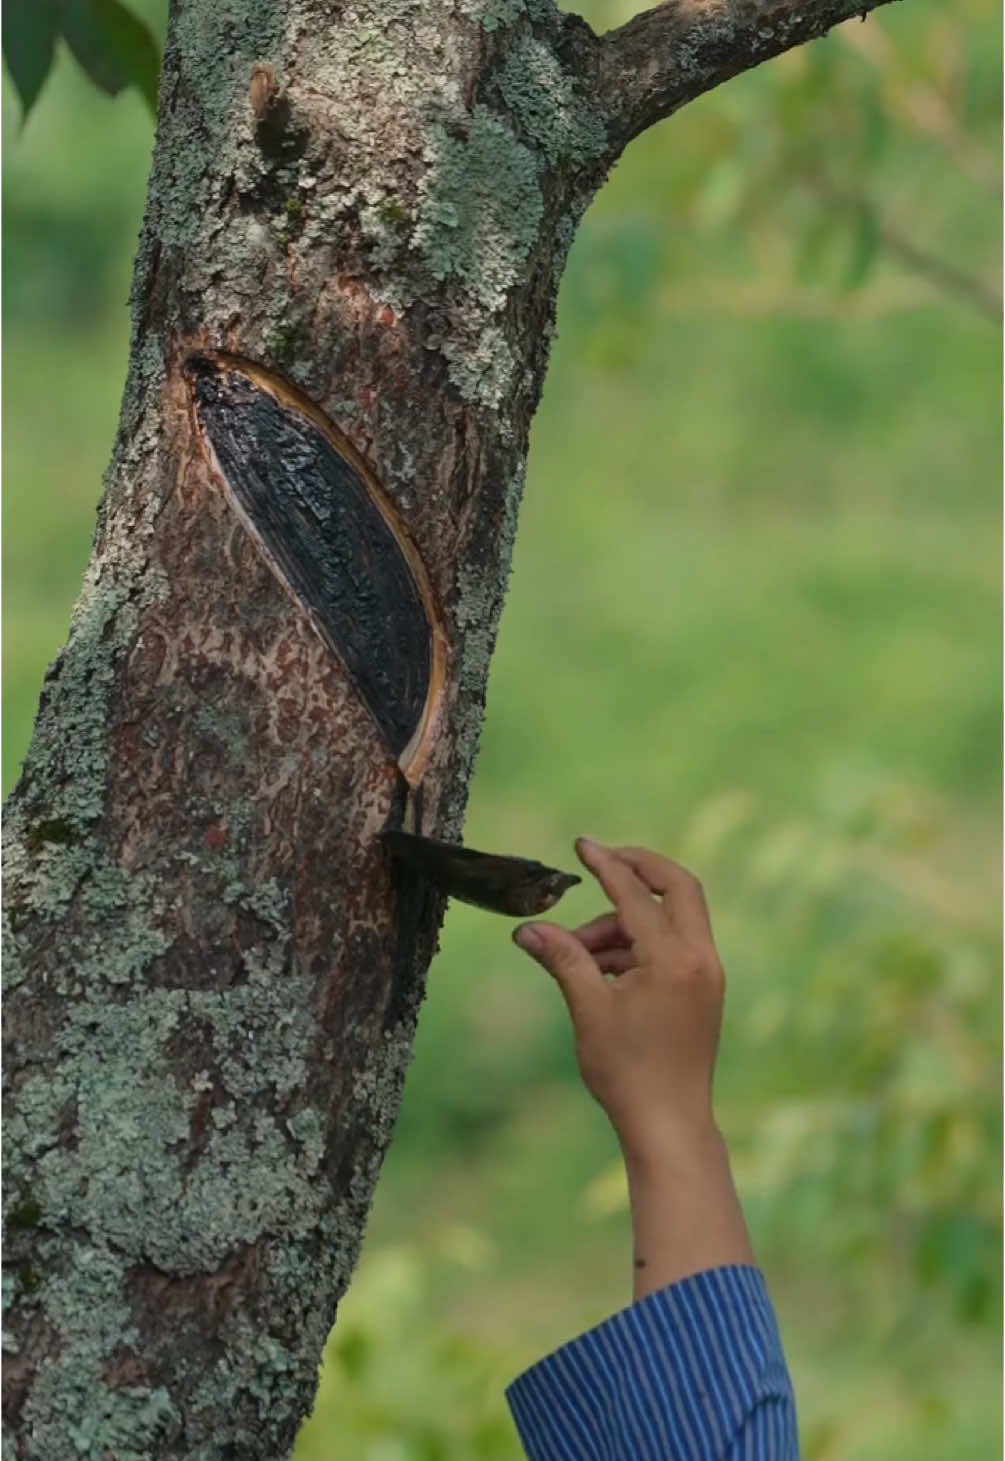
[2,1,898,1455]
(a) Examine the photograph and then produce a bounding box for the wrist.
[615,1114,724,1177]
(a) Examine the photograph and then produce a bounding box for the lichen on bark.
[4,2,609,1451]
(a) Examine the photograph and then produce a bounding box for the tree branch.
[597,0,904,153]
[802,171,1003,323]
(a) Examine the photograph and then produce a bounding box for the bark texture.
[2,0,898,1456]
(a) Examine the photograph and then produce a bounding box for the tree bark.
[2,0,899,1456]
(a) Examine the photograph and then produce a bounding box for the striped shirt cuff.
[505,1264,798,1461]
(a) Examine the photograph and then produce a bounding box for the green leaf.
[91,0,159,113]
[58,0,127,94]
[843,202,881,291]
[860,82,888,167]
[794,211,841,285]
[332,1326,371,1380]
[2,0,59,124]
[57,0,159,113]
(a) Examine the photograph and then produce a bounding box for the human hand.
[513,838,726,1162]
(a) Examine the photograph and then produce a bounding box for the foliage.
[2,2,1000,1457]
[3,0,159,122]
[296,1241,523,1461]
[573,0,1000,333]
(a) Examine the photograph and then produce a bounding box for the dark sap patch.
[187,354,438,766]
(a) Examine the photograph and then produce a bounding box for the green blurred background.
[3,2,1001,1456]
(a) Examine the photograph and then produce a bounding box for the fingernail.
[513,924,544,953]
[577,836,602,860]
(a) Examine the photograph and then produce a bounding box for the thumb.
[513,922,606,1023]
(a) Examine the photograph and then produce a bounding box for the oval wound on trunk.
[187,354,440,768]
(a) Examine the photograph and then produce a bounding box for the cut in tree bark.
[2,1,899,1456]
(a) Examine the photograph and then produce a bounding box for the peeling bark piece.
[380,829,581,917]
[248,62,279,120]
[186,354,446,776]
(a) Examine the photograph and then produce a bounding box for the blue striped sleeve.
[505,1264,799,1461]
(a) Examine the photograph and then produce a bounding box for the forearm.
[511,841,798,1456]
[621,1122,756,1301]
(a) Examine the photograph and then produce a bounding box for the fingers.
[513,921,608,1022]
[610,845,716,948]
[571,911,628,952]
[523,839,716,989]
[574,916,636,973]
[593,948,637,975]
[576,839,666,947]
[554,910,636,972]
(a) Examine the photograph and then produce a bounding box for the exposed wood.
[185,351,449,783]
